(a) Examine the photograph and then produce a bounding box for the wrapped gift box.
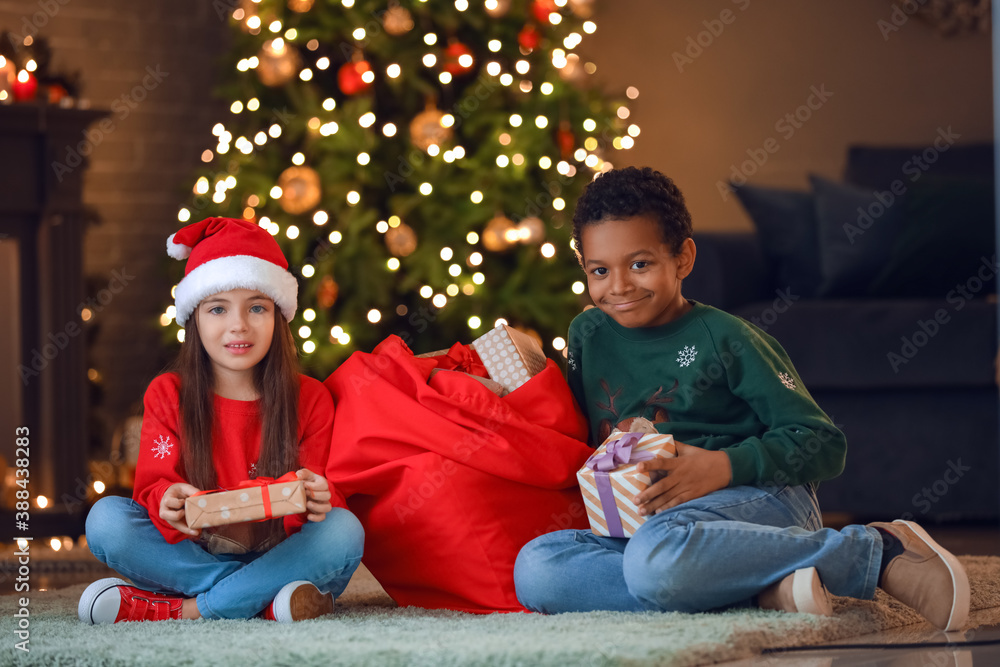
[470,324,548,394]
[577,432,676,538]
[185,478,307,529]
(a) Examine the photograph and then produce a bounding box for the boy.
[513,167,969,630]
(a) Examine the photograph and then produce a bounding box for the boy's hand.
[297,468,333,522]
[160,483,203,537]
[633,442,732,515]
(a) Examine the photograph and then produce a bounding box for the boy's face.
[580,215,695,329]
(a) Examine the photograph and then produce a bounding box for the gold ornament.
[482,214,517,252]
[317,275,339,309]
[383,5,414,35]
[257,39,301,87]
[567,0,595,18]
[409,108,453,151]
[385,222,418,257]
[287,0,314,11]
[516,217,545,244]
[485,0,512,17]
[277,166,322,214]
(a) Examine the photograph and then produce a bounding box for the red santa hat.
[167,217,298,327]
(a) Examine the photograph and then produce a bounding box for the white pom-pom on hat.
[166,233,192,260]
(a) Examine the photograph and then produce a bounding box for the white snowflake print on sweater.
[778,372,796,390]
[152,434,174,459]
[248,462,258,479]
[676,345,698,367]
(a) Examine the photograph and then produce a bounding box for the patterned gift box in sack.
[470,324,548,394]
[577,432,677,538]
[185,473,307,529]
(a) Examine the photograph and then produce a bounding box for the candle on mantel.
[0,56,13,103]
[12,69,38,102]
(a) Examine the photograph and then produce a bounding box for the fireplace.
[1,103,108,535]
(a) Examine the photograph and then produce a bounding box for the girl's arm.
[132,374,201,543]
[284,377,346,534]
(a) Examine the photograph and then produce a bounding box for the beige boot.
[759,566,833,616]
[869,520,970,632]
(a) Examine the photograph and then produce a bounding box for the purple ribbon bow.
[586,433,654,538]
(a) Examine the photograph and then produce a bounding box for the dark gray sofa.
[684,140,998,522]
[684,231,998,522]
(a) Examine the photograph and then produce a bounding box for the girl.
[79,217,364,624]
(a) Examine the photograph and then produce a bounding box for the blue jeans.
[86,495,364,619]
[514,484,882,613]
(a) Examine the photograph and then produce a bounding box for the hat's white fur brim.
[175,255,298,327]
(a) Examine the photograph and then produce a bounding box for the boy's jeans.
[514,484,882,613]
[86,495,364,619]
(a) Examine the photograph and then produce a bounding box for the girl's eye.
[209,306,225,315]
[250,304,267,314]
[631,261,648,270]
[591,267,608,277]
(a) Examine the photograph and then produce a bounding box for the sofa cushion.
[732,298,997,389]
[809,174,906,298]
[731,183,822,297]
[867,176,996,298]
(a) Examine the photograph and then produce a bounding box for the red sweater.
[133,372,343,544]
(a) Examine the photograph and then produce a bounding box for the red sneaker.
[78,578,184,624]
[261,581,334,623]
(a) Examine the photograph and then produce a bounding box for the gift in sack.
[577,432,676,538]
[184,472,308,529]
[470,324,548,394]
[325,334,592,614]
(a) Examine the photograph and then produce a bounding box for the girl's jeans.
[514,484,882,613]
[86,495,364,619]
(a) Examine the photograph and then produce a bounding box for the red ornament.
[531,0,559,24]
[518,24,542,51]
[12,70,38,102]
[557,123,575,160]
[338,60,372,95]
[442,41,474,75]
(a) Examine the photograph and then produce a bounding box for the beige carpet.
[2,556,999,666]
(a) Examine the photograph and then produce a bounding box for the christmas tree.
[166,0,639,377]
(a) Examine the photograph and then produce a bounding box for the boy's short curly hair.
[572,167,693,260]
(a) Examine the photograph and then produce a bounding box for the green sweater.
[567,302,846,488]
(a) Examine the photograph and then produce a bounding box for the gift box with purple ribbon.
[577,431,677,538]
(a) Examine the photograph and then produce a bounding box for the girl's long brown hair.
[173,308,301,491]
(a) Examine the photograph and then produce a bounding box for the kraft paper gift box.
[577,432,677,538]
[470,324,548,394]
[185,476,307,530]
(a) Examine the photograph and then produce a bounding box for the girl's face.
[196,288,275,384]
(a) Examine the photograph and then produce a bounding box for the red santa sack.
[324,335,592,613]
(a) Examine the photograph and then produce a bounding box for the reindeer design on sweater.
[595,378,680,443]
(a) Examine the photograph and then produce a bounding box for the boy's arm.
[720,324,847,488]
[566,315,591,443]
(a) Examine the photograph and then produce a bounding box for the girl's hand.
[297,468,333,522]
[633,442,732,516]
[159,483,203,537]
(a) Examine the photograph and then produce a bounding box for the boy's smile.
[581,215,696,329]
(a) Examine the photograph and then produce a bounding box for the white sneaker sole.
[892,519,971,632]
[78,577,129,625]
[271,580,334,623]
[791,566,833,616]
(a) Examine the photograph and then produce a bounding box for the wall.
[0,0,228,453]
[583,0,993,230]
